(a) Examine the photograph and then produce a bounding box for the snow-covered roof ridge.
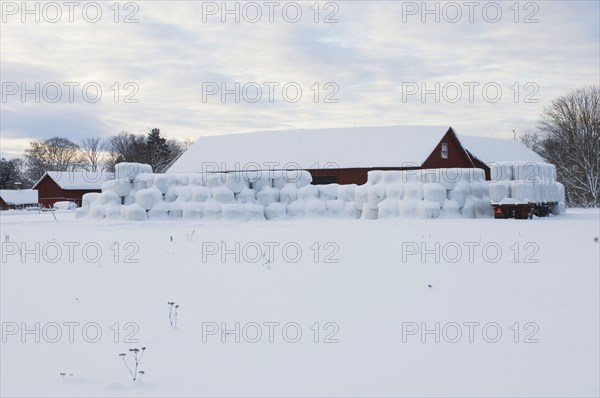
[33,171,115,190]
[458,134,544,164]
[0,189,38,205]
[168,125,453,173]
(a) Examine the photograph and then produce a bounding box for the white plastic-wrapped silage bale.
[297,184,319,200]
[337,184,357,202]
[305,199,327,218]
[325,200,345,217]
[235,186,255,203]
[203,202,222,220]
[226,172,247,194]
[148,202,169,220]
[82,192,100,208]
[212,186,235,203]
[287,200,306,218]
[256,186,279,206]
[264,202,287,220]
[279,183,298,204]
[318,184,338,200]
[115,162,152,181]
[136,187,164,210]
[447,182,469,208]
[440,199,461,218]
[182,203,204,219]
[367,184,386,209]
[404,183,424,201]
[122,204,147,221]
[385,183,404,200]
[417,201,441,219]
[398,200,418,218]
[423,183,446,207]
[153,174,175,195]
[378,198,400,219]
[191,186,211,202]
[489,181,511,203]
[221,203,247,221]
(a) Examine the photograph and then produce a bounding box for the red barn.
[33,171,114,208]
[0,189,38,210]
[168,125,478,185]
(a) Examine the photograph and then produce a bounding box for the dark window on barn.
[312,175,338,185]
[441,143,448,159]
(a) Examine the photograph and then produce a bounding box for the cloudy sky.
[1,0,598,158]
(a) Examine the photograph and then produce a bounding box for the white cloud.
[1,0,598,158]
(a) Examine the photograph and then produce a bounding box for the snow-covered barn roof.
[33,171,114,190]
[168,126,454,173]
[0,189,38,205]
[458,135,545,164]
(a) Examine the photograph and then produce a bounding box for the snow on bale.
[225,172,247,193]
[279,183,298,204]
[212,186,235,203]
[235,186,255,203]
[510,181,535,203]
[75,207,88,219]
[318,184,338,200]
[189,174,206,187]
[354,185,368,210]
[90,203,106,219]
[132,173,153,191]
[205,173,226,188]
[440,199,461,218]
[367,170,385,185]
[100,191,122,206]
[417,201,441,219]
[264,202,287,220]
[337,184,357,202]
[124,189,137,205]
[246,203,266,221]
[490,162,513,182]
[404,183,424,201]
[326,200,345,217]
[305,199,327,218]
[113,179,132,198]
[293,170,312,188]
[174,174,189,186]
[105,205,122,220]
[101,180,116,193]
[221,203,247,221]
[287,200,306,218]
[192,186,211,202]
[203,202,222,220]
[168,202,183,218]
[250,174,271,191]
[489,181,510,203]
[448,183,468,208]
[297,184,319,200]
[385,183,404,199]
[438,168,461,190]
[423,183,446,207]
[122,204,147,221]
[115,163,152,182]
[344,202,361,218]
[173,186,193,202]
[82,192,100,208]
[474,198,493,218]
[367,184,386,209]
[398,200,418,218]
[461,199,476,218]
[148,202,170,220]
[256,186,279,206]
[182,203,203,219]
[136,187,164,210]
[378,198,400,219]
[154,174,175,195]
[361,203,378,220]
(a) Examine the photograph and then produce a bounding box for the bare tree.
[519,129,544,155]
[24,137,83,181]
[538,86,600,206]
[105,132,147,171]
[81,137,106,172]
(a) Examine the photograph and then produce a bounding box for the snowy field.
[1,209,599,397]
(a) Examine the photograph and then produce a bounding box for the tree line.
[520,86,599,207]
[0,128,186,189]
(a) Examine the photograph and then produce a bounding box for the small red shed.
[33,171,114,208]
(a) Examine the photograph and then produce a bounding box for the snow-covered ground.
[1,209,599,397]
